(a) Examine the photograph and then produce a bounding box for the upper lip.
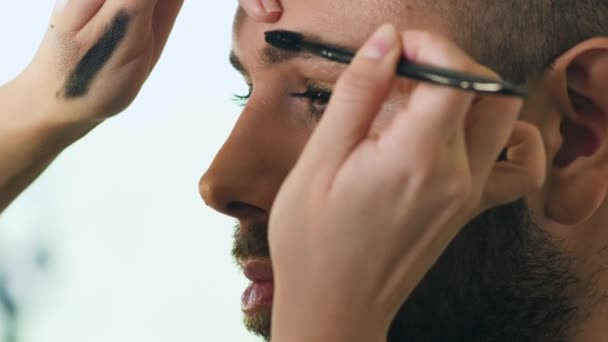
[240,259,273,282]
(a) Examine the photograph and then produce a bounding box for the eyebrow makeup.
[264,30,527,98]
[62,11,131,98]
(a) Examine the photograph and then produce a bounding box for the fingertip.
[239,0,282,22]
[483,122,547,207]
[333,23,400,102]
[509,122,547,186]
[361,24,399,60]
[261,0,282,13]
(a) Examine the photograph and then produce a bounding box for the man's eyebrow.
[258,45,319,66]
[229,34,353,74]
[229,47,322,75]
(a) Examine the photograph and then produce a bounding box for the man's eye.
[232,85,253,107]
[232,84,332,121]
[291,86,332,120]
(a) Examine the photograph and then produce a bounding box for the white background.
[0,1,258,341]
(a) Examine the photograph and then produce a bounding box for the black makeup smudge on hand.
[63,11,131,98]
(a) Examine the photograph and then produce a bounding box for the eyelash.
[232,86,252,105]
[232,85,332,121]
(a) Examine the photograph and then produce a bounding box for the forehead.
[233,0,451,58]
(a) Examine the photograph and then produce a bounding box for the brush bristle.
[264,30,304,51]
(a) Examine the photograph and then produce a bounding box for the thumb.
[301,24,401,174]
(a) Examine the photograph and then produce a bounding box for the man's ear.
[543,38,608,225]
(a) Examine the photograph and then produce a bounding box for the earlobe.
[542,38,608,225]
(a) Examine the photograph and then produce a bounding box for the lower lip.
[241,281,274,313]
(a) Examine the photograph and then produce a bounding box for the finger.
[53,0,106,33]
[480,121,546,210]
[239,0,282,22]
[59,0,158,36]
[301,24,401,173]
[150,0,184,70]
[387,31,490,146]
[465,93,523,183]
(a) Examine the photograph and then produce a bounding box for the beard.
[232,199,580,342]
[232,221,272,339]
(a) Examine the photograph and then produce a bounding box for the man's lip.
[242,281,273,314]
[240,259,273,282]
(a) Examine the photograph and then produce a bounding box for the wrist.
[0,74,96,213]
[4,71,101,151]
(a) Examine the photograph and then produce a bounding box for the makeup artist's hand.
[14,0,183,129]
[0,0,281,214]
[240,0,282,22]
[268,25,546,341]
[0,0,183,213]
[16,0,280,129]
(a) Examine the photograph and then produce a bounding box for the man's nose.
[199,106,306,221]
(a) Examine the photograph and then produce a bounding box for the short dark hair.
[447,1,608,82]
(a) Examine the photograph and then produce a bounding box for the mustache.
[232,221,270,260]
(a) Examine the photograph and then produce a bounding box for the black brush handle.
[396,60,527,98]
[313,45,528,98]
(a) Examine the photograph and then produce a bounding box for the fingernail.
[261,0,282,13]
[55,0,68,13]
[363,24,397,60]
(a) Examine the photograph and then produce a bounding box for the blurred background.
[0,1,257,341]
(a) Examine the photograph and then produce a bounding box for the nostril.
[226,201,266,219]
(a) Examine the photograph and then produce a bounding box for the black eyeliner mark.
[497,148,508,162]
[63,11,131,98]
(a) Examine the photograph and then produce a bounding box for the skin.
[269,26,536,341]
[0,0,279,213]
[201,0,608,340]
[0,0,184,212]
[2,0,608,340]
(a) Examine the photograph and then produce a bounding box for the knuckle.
[415,170,474,212]
[411,149,442,178]
[445,175,474,203]
[433,162,475,204]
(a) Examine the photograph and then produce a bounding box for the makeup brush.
[264,30,527,98]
